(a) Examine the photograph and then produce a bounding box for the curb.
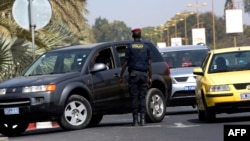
[0,137,8,141]
[27,121,59,131]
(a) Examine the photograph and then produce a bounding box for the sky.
[86,0,250,28]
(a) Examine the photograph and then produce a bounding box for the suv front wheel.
[58,95,92,130]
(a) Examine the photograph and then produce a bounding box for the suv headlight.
[0,89,6,95]
[209,85,229,92]
[22,84,56,93]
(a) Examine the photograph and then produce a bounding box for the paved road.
[3,106,250,141]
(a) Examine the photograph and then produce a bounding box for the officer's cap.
[131,28,141,33]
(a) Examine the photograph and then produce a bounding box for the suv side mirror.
[90,63,107,73]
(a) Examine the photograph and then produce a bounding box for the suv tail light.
[163,62,170,75]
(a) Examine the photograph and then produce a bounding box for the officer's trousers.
[129,70,148,114]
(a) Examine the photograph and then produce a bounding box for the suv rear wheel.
[146,88,166,123]
[58,95,92,130]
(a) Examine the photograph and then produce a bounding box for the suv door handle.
[113,73,119,78]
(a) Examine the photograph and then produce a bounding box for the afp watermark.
[224,125,250,141]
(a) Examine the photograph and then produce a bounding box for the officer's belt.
[130,68,147,72]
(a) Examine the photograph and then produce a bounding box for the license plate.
[4,107,19,115]
[240,93,250,100]
[184,86,195,91]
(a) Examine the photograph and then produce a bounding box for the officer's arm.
[120,47,129,79]
[148,59,152,79]
[148,59,152,88]
[119,60,127,80]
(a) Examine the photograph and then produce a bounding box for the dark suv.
[0,40,171,136]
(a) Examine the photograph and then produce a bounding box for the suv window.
[92,48,114,69]
[146,43,164,62]
[115,45,127,67]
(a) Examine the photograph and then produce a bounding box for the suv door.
[90,47,122,113]
[114,45,130,111]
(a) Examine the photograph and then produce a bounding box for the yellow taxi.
[193,46,250,122]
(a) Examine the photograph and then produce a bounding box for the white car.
[158,45,210,108]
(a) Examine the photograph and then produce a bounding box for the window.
[162,49,208,68]
[115,45,127,67]
[94,48,114,69]
[208,51,250,73]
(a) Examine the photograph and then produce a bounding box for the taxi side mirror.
[193,67,204,76]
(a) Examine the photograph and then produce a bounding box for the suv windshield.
[161,49,208,68]
[24,49,90,76]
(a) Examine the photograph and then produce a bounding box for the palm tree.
[52,0,89,39]
[0,0,92,81]
[1,0,90,44]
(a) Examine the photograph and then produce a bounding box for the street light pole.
[196,0,199,28]
[184,17,188,45]
[154,24,165,42]
[176,12,194,45]
[168,19,183,37]
[175,23,177,37]
[212,0,216,49]
[145,33,157,42]
[163,24,175,46]
[187,0,207,28]
[166,28,170,46]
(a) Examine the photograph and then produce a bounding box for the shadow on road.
[188,114,250,124]
[166,110,197,115]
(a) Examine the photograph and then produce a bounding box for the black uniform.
[119,28,152,126]
[125,40,151,115]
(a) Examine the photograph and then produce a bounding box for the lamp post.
[154,24,165,42]
[161,24,175,46]
[176,12,194,45]
[187,0,207,28]
[212,0,216,49]
[144,33,157,42]
[167,18,183,37]
[164,27,170,46]
[163,25,170,46]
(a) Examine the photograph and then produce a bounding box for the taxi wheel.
[145,88,166,123]
[204,104,216,123]
[198,109,205,121]
[58,95,92,130]
[201,91,215,123]
[0,121,29,137]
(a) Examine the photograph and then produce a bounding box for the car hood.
[207,71,250,84]
[170,67,196,77]
[0,72,79,88]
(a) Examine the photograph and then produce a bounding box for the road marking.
[169,122,200,128]
[119,122,199,129]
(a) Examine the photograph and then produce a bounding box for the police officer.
[119,28,152,126]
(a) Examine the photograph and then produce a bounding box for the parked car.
[158,45,210,107]
[193,46,250,122]
[0,40,172,136]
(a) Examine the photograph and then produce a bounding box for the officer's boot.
[132,113,138,126]
[140,113,145,126]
